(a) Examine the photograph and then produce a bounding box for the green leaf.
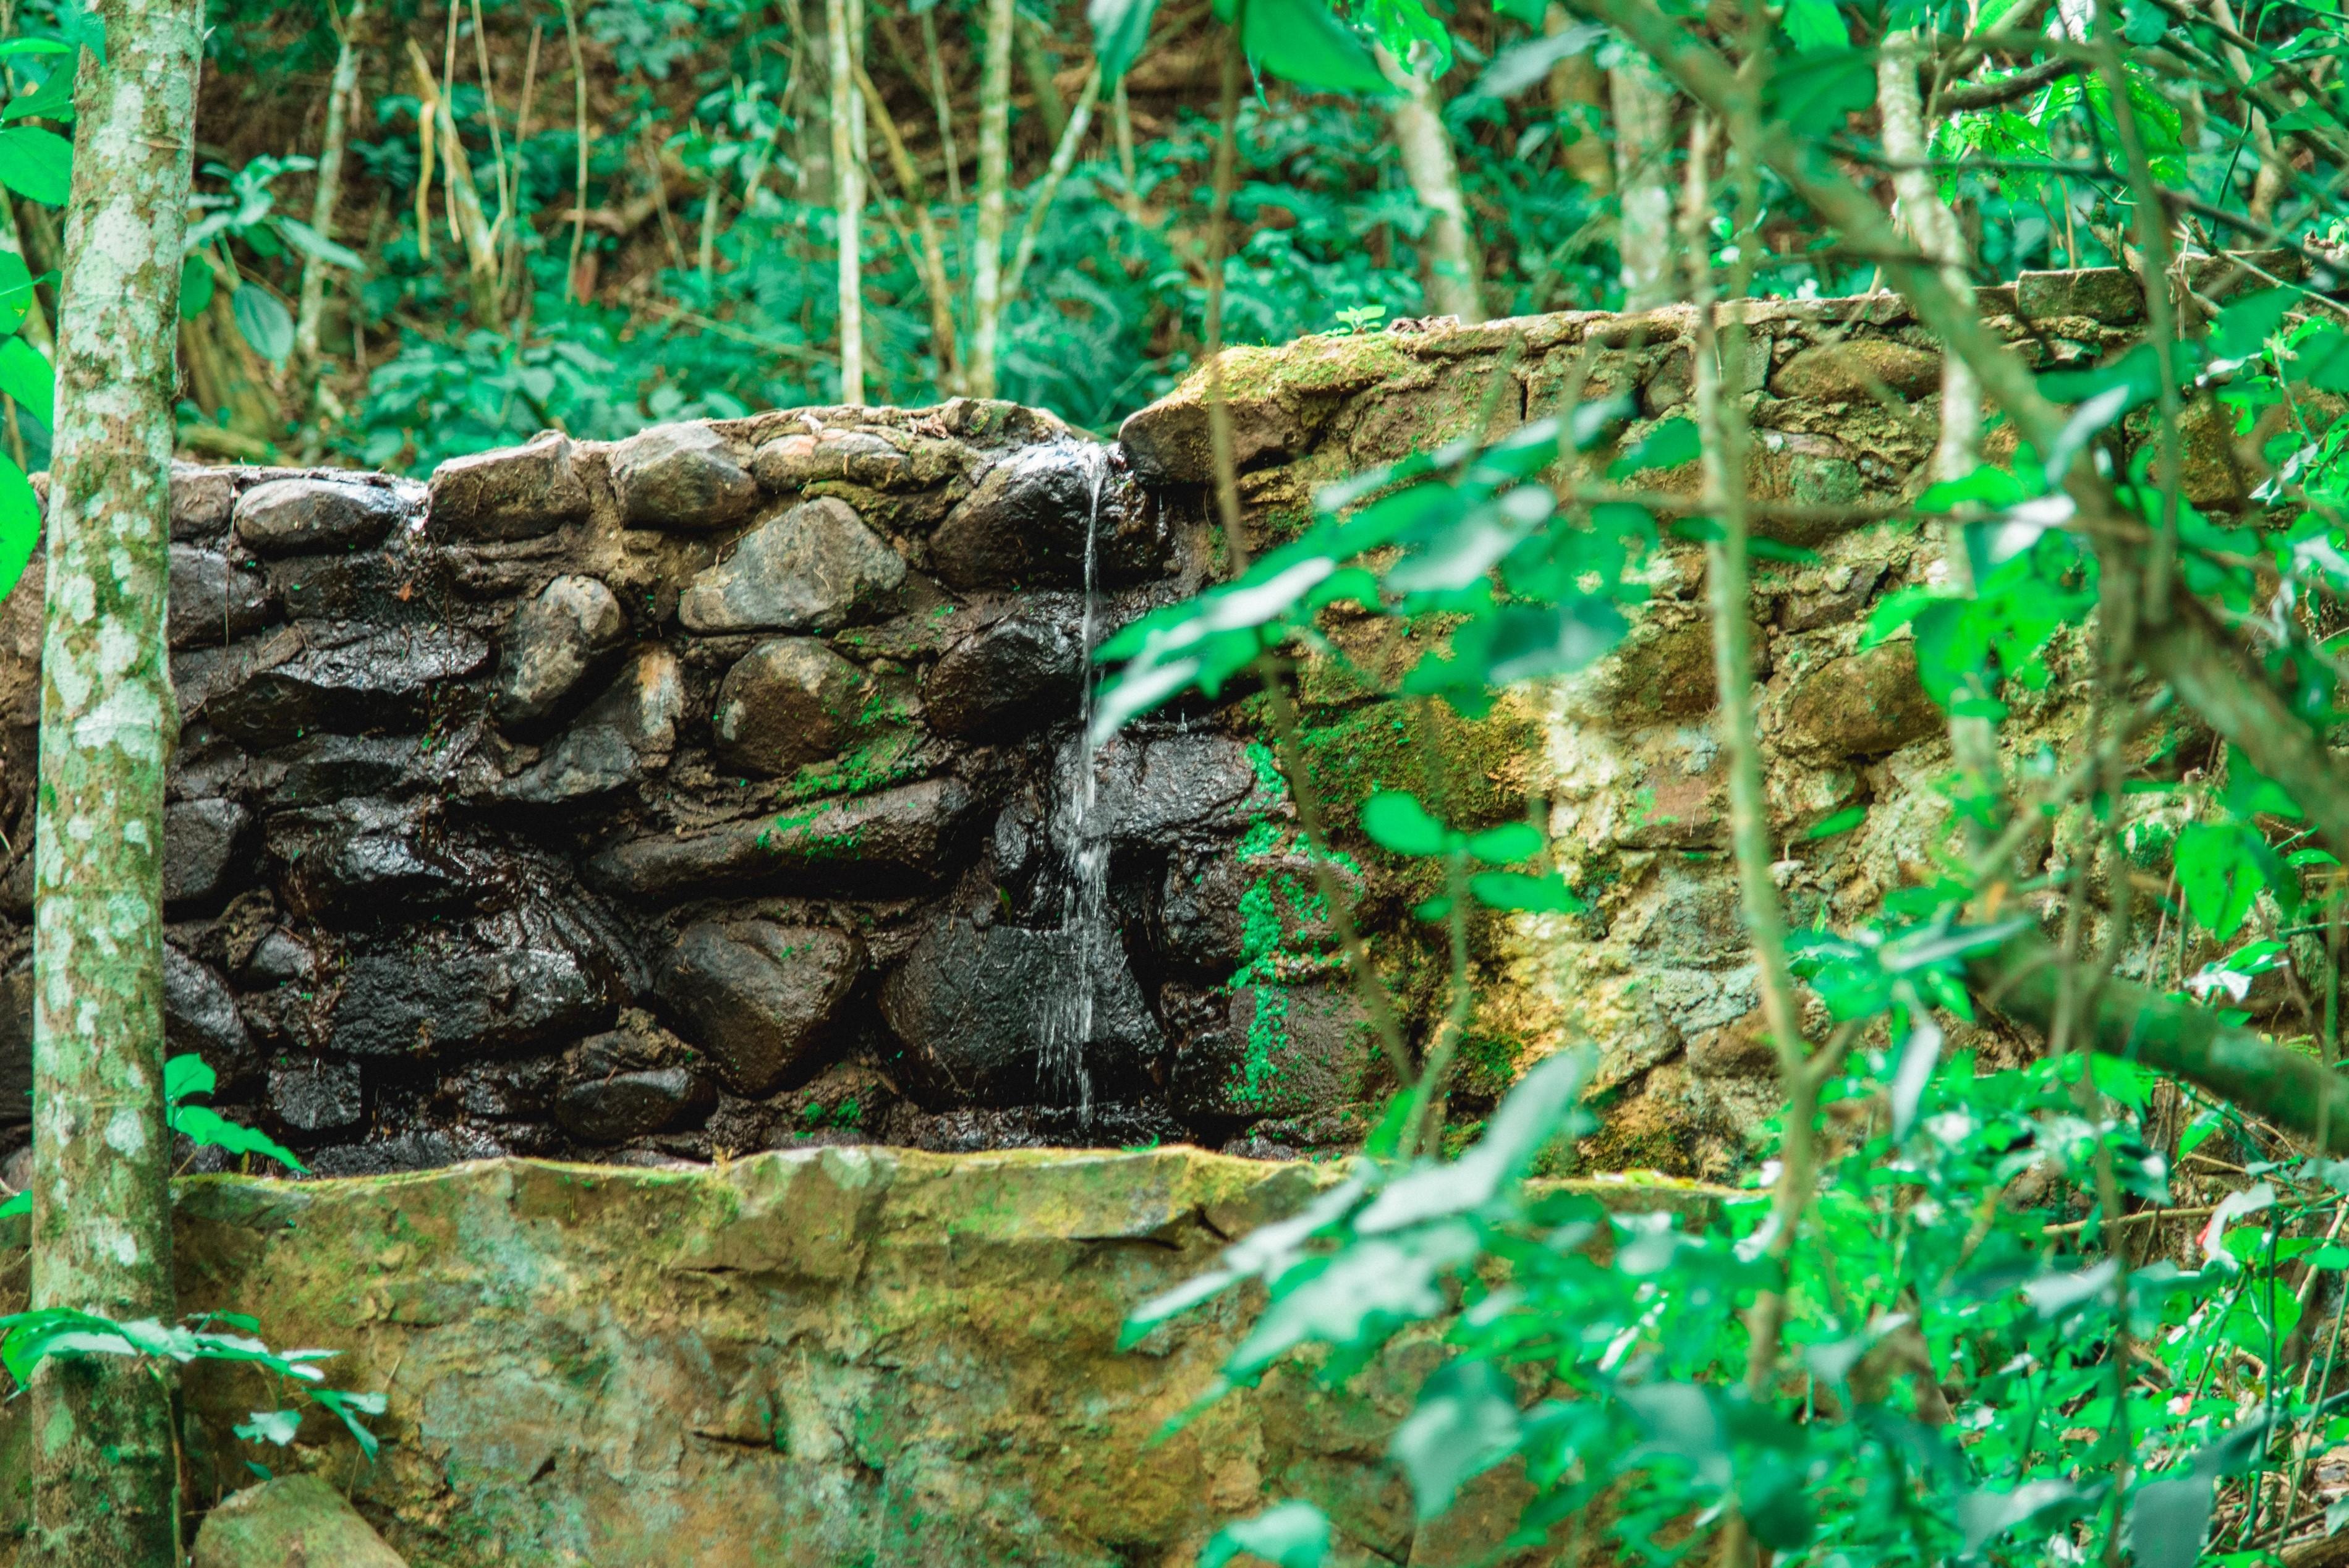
[0,334,48,428]
[271,216,363,273]
[1467,870,1584,913]
[164,1053,217,1105]
[1202,1501,1330,1568]
[179,255,214,320]
[232,284,294,365]
[2121,0,2167,40]
[2175,821,2265,942]
[0,124,70,205]
[0,251,29,339]
[1239,0,1394,96]
[2131,1476,2214,1568]
[1391,1362,1523,1520]
[0,454,37,604]
[1781,0,1850,51]
[1361,791,1455,857]
[1464,821,1542,865]
[172,1103,308,1175]
[0,1190,24,1219]
[54,6,104,67]
[2213,287,2296,362]
[1,62,73,124]
[234,1409,304,1446]
[1804,805,1866,839]
[1088,0,1162,82]
[1610,417,1700,478]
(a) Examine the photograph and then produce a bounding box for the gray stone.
[655,922,863,1095]
[1084,732,1264,844]
[496,648,685,804]
[587,776,980,902]
[204,623,489,748]
[496,574,628,729]
[328,907,619,1059]
[428,430,591,541]
[239,929,318,986]
[558,1065,717,1142]
[711,637,880,776]
[191,1472,408,1568]
[166,945,255,1084]
[1767,340,1943,403]
[922,600,1083,738]
[2015,267,2144,324]
[929,441,1108,591]
[168,545,276,649]
[752,428,969,494]
[232,478,409,556]
[1780,642,1942,760]
[1168,982,1377,1124]
[163,797,252,907]
[256,734,426,807]
[268,1058,364,1132]
[676,498,906,634]
[1160,846,1357,972]
[879,913,1162,1106]
[274,798,486,919]
[610,422,758,531]
[169,463,236,540]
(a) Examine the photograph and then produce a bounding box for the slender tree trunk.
[1377,47,1484,323]
[1017,18,1066,147]
[826,0,863,404]
[1545,2,1610,191]
[1001,66,1103,307]
[295,0,365,371]
[969,0,1014,397]
[1610,53,1675,310]
[27,0,200,1557]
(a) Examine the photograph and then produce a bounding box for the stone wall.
[0,269,2226,1180]
[0,1150,1717,1567]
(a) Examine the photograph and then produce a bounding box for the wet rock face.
[495,574,628,729]
[610,422,758,532]
[654,922,862,1095]
[710,637,883,775]
[232,477,412,556]
[677,498,906,632]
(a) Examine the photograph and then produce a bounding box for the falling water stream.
[1040,446,1110,1121]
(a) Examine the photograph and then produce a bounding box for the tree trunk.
[826,0,863,404]
[1544,3,1610,191]
[1876,30,1978,483]
[1378,47,1484,323]
[1610,52,1674,310]
[969,0,1014,397]
[27,0,201,1557]
[295,0,365,371]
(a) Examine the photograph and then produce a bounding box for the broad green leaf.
[2212,287,2296,362]
[270,216,365,273]
[54,6,104,67]
[2175,821,2264,941]
[0,331,54,427]
[0,250,30,337]
[2130,1476,2213,1568]
[1088,0,1162,82]
[0,454,37,604]
[179,254,214,320]
[1361,790,1454,857]
[1610,417,1700,478]
[1781,0,1850,51]
[1468,870,1584,912]
[1356,0,1452,77]
[1234,0,1393,96]
[234,1409,303,1446]
[0,1190,24,1219]
[1202,1501,1330,1568]
[164,1052,217,1104]
[1,61,73,124]
[1804,805,1866,839]
[1959,1480,2089,1553]
[172,1103,308,1175]
[231,284,294,365]
[1464,821,1542,865]
[0,124,70,204]
[1390,1362,1523,1520]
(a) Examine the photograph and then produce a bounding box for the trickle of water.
[1040,446,1110,1121]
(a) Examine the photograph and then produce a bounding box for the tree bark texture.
[1378,48,1485,323]
[1609,52,1675,311]
[25,0,200,1559]
[826,0,864,405]
[969,0,1014,398]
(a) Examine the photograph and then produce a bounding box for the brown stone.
[1780,642,1942,758]
[191,1474,406,1568]
[710,637,883,775]
[2016,267,2144,324]
[428,431,592,541]
[1768,339,1943,402]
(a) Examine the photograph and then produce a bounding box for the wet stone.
[587,775,981,902]
[928,441,1110,591]
[922,599,1083,739]
[2016,266,2144,324]
[239,929,318,987]
[169,463,236,541]
[496,574,628,729]
[611,422,758,532]
[268,1058,364,1132]
[1767,340,1943,403]
[204,623,488,748]
[168,544,277,648]
[163,797,253,907]
[191,1473,409,1568]
[428,430,590,541]
[654,921,862,1096]
[558,1065,716,1142]
[232,477,410,557]
[328,909,619,1059]
[752,428,966,494]
[1160,846,1356,972]
[495,647,685,805]
[166,945,256,1087]
[711,637,880,776]
[255,734,426,807]
[1168,981,1377,1124]
[677,498,906,634]
[878,913,1162,1107]
[274,798,486,920]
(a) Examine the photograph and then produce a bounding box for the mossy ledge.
[0,1147,1720,1567]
